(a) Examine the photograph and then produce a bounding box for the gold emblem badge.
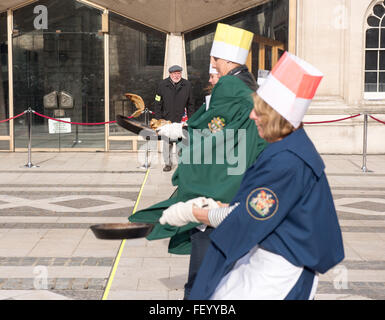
[246,188,279,221]
[208,117,226,133]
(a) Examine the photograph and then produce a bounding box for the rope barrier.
[32,111,120,125]
[2,111,384,127]
[0,111,26,123]
[0,108,382,173]
[303,114,362,125]
[370,115,385,125]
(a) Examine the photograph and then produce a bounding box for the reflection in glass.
[0,140,9,150]
[185,0,289,111]
[366,50,378,70]
[251,42,260,79]
[13,0,102,34]
[381,29,385,48]
[278,48,285,60]
[380,72,385,91]
[366,28,379,48]
[108,12,166,141]
[368,16,380,27]
[0,12,9,138]
[265,45,272,71]
[13,0,104,149]
[365,72,377,92]
[380,51,385,70]
[373,4,385,18]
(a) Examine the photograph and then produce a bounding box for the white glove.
[157,122,183,140]
[159,197,219,226]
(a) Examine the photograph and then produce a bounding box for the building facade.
[0,0,384,154]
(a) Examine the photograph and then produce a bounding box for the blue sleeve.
[210,152,311,260]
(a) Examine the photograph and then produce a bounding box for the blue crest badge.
[246,188,279,221]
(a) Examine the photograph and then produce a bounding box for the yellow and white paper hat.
[257,52,323,128]
[210,23,253,65]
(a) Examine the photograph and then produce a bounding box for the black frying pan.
[116,115,161,140]
[90,223,154,240]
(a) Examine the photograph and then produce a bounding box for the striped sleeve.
[208,203,240,228]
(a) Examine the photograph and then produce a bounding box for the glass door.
[12,0,105,150]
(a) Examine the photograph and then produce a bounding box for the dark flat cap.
[169,65,183,73]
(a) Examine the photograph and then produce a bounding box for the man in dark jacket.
[153,65,194,171]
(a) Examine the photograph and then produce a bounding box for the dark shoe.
[163,165,172,172]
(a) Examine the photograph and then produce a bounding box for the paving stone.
[68,258,85,266]
[52,258,69,266]
[6,258,21,266]
[19,278,35,290]
[82,258,99,266]
[71,278,89,290]
[2,279,22,290]
[52,289,103,300]
[35,258,54,266]
[20,258,38,266]
[97,258,114,266]
[54,278,72,290]
[0,278,7,289]
[87,278,107,290]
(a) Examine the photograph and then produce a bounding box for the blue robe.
[189,128,345,300]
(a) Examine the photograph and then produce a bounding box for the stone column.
[163,33,188,79]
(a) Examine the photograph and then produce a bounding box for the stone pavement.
[0,151,384,300]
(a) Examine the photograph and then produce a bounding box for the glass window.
[265,45,272,71]
[366,50,378,70]
[368,15,380,27]
[108,12,166,141]
[366,28,379,48]
[364,1,385,97]
[185,0,288,110]
[13,0,102,34]
[374,4,385,18]
[0,12,9,140]
[251,42,260,75]
[365,72,377,92]
[13,0,105,149]
[379,71,385,91]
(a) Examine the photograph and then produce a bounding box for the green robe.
[129,75,268,254]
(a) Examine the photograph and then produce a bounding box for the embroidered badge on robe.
[246,188,279,221]
[208,117,226,133]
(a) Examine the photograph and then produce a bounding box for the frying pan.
[90,223,154,240]
[116,114,161,140]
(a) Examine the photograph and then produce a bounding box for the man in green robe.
[129,29,267,256]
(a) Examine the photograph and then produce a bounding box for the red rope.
[0,111,26,123]
[33,111,123,125]
[370,115,385,124]
[304,114,361,124]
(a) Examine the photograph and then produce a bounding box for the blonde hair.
[252,93,296,143]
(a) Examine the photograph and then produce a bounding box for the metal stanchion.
[143,108,150,169]
[361,113,368,173]
[72,125,82,147]
[24,108,39,168]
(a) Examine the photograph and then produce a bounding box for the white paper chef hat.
[257,52,323,128]
[210,23,254,65]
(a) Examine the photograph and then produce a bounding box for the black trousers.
[184,226,215,300]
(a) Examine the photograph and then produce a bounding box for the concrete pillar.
[163,33,188,79]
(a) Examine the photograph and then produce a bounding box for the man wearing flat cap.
[153,64,194,172]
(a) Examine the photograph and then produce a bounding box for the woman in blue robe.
[159,52,345,300]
